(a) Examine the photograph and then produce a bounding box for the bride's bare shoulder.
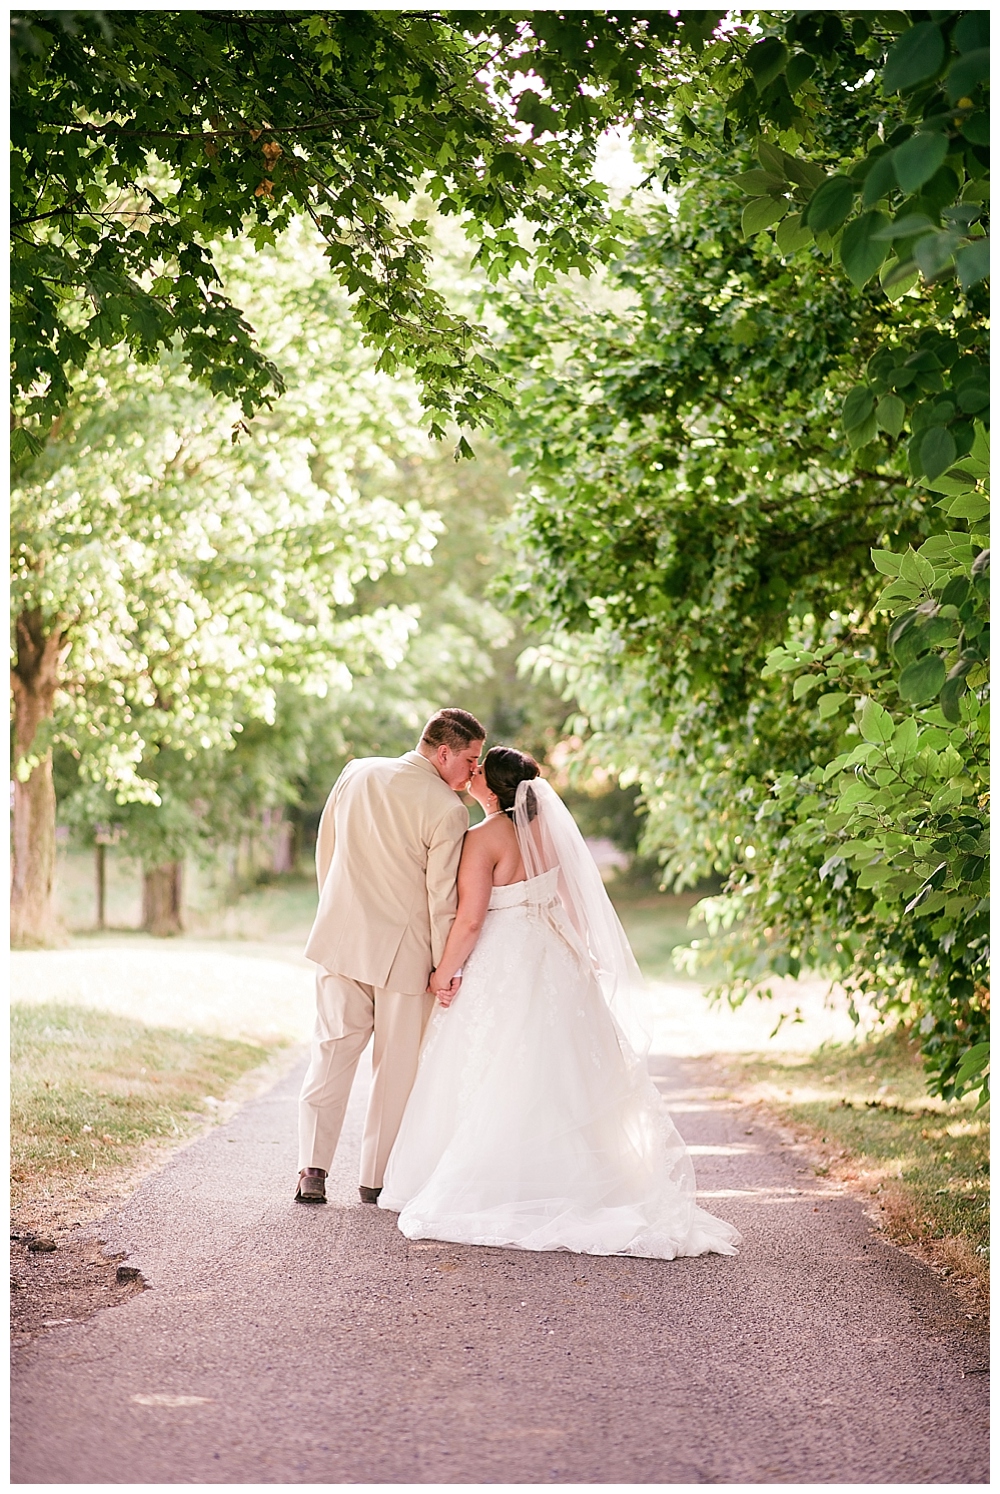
[465,814,516,847]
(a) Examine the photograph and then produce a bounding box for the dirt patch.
[854,1173,988,1321]
[10,1230,146,1347]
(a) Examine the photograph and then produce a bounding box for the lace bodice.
[487,867,559,910]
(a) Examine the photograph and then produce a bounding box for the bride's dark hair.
[483,745,539,820]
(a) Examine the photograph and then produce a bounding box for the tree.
[20,215,561,939]
[493,11,989,1096]
[688,9,991,1099]
[11,330,435,942]
[10,7,725,454]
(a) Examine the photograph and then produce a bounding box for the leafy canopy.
[10,7,723,456]
[494,10,989,1098]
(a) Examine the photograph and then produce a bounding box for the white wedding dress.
[379,782,741,1260]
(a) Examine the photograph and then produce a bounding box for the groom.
[295,707,486,1204]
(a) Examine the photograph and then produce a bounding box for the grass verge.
[11,1001,280,1227]
[721,1026,989,1304]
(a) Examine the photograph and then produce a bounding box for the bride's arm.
[429,831,495,1005]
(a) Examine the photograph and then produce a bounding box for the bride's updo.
[483,745,539,820]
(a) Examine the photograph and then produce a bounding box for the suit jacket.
[304,751,469,994]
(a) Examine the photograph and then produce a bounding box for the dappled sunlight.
[10,942,315,1045]
[687,1143,763,1157]
[696,1188,832,1202]
[645,975,878,1059]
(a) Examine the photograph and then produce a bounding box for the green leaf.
[939,673,968,723]
[920,426,958,481]
[883,22,945,94]
[899,549,936,588]
[892,132,949,195]
[860,699,894,744]
[879,259,920,301]
[956,374,990,415]
[756,140,791,179]
[960,111,990,147]
[943,493,990,522]
[875,394,906,438]
[792,674,819,700]
[861,151,899,208]
[775,213,813,256]
[840,781,876,808]
[785,52,815,92]
[840,211,890,289]
[887,609,918,655]
[841,385,875,431]
[939,575,971,609]
[802,176,855,233]
[945,48,990,104]
[10,427,43,463]
[955,239,990,291]
[847,413,878,451]
[926,475,974,496]
[747,37,789,92]
[954,1042,990,1087]
[741,196,788,237]
[876,579,922,610]
[898,653,947,703]
[872,213,937,242]
[913,230,961,279]
[818,691,847,719]
[735,170,787,194]
[929,782,964,810]
[954,14,990,53]
[871,548,904,576]
[892,717,919,758]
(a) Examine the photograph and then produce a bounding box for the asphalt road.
[11,1049,989,1484]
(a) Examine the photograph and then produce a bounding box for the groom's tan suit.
[298,751,469,1187]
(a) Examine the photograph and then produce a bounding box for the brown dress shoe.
[295,1168,327,1203]
[359,1185,382,1204]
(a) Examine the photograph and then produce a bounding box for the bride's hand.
[430,970,462,1007]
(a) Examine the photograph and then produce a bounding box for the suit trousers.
[297,970,436,1187]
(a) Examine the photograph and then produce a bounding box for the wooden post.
[95,841,107,930]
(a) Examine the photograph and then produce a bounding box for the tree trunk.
[95,842,107,930]
[142,861,183,937]
[271,815,294,874]
[10,608,69,948]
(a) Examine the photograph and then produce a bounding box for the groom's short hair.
[420,708,486,752]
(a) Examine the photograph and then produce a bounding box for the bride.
[379,746,741,1259]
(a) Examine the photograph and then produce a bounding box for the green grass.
[609,890,717,982]
[190,872,318,941]
[11,1002,275,1201]
[727,1027,989,1285]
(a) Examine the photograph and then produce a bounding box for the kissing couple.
[296,708,740,1260]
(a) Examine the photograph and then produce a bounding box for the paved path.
[11,1051,988,1485]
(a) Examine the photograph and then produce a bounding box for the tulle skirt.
[379,890,741,1260]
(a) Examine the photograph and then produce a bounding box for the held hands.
[429,968,462,1007]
